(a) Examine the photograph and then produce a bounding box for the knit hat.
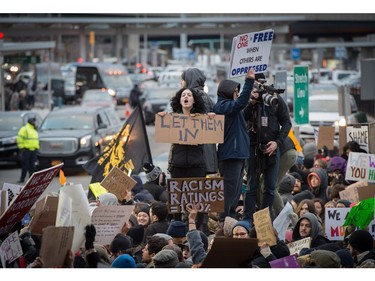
[336,199,351,207]
[335,249,354,268]
[303,142,317,159]
[111,254,136,268]
[223,216,238,237]
[126,224,145,246]
[310,250,341,268]
[131,175,144,194]
[153,249,179,268]
[153,233,173,243]
[143,163,162,182]
[348,230,374,253]
[232,220,251,235]
[98,192,118,206]
[109,234,133,255]
[255,73,265,81]
[291,190,314,205]
[290,172,303,183]
[128,214,138,227]
[279,174,296,194]
[167,221,188,238]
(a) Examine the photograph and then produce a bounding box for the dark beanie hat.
[126,224,145,246]
[255,73,265,81]
[337,199,351,207]
[335,249,354,268]
[167,221,188,238]
[290,172,303,183]
[348,230,374,253]
[143,163,162,182]
[291,190,314,205]
[279,174,296,194]
[109,234,133,254]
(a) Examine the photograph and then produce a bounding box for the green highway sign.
[4,55,41,65]
[293,66,309,125]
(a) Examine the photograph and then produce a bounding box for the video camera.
[252,79,285,107]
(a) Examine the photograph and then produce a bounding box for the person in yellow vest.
[16,117,39,183]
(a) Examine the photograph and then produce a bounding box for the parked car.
[37,106,122,170]
[81,89,117,109]
[142,86,176,125]
[0,111,43,165]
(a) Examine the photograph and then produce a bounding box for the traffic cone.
[124,103,132,119]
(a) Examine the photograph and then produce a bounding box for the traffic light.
[89,31,95,45]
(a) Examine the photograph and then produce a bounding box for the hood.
[217,80,241,100]
[329,156,347,174]
[292,212,321,241]
[183,68,206,89]
[307,168,328,190]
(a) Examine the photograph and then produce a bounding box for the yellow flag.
[59,169,67,186]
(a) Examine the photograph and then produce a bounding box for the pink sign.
[0,163,63,235]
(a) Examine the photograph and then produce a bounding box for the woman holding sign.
[158,87,215,234]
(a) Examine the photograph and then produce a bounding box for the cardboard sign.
[91,205,134,245]
[39,226,74,268]
[325,208,351,240]
[155,113,224,144]
[229,29,274,78]
[288,237,312,256]
[28,195,59,235]
[0,190,7,216]
[345,152,375,183]
[0,163,63,235]
[0,231,23,268]
[357,184,375,201]
[269,254,300,268]
[339,181,366,203]
[317,126,335,150]
[166,177,224,213]
[253,207,277,246]
[343,197,374,230]
[201,237,258,268]
[100,166,136,200]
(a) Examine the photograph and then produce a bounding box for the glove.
[260,244,272,258]
[85,224,96,250]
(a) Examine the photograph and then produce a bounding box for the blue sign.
[291,48,300,60]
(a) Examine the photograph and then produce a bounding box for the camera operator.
[242,73,292,226]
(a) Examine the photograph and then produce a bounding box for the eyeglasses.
[233,232,248,237]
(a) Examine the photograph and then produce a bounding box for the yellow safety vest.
[288,129,302,152]
[16,123,40,151]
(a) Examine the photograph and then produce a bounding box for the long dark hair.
[170,88,206,114]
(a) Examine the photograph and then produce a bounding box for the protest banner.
[229,29,274,79]
[345,152,375,183]
[1,183,23,206]
[100,166,137,201]
[201,237,258,268]
[288,237,312,256]
[253,207,277,246]
[339,180,367,203]
[316,126,335,150]
[155,113,224,144]
[91,205,134,245]
[325,207,350,240]
[273,201,294,242]
[39,226,74,268]
[346,124,370,153]
[89,182,108,200]
[166,177,224,213]
[28,195,59,235]
[0,231,23,268]
[0,163,63,235]
[343,197,374,230]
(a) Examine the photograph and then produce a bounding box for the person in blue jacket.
[213,68,255,221]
